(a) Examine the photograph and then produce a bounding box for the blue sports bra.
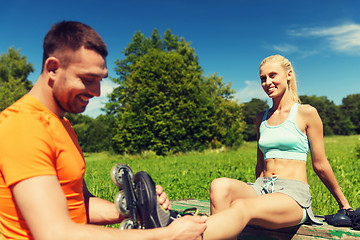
[258,103,309,161]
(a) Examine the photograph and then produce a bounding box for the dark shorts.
[248,177,322,225]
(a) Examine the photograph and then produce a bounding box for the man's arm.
[82,180,124,225]
[82,180,172,225]
[12,175,206,240]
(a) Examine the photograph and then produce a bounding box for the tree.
[112,49,214,154]
[203,74,245,148]
[107,29,200,114]
[0,47,34,111]
[341,94,360,134]
[300,95,345,135]
[242,98,269,141]
[106,31,154,115]
[107,29,245,155]
[66,113,115,152]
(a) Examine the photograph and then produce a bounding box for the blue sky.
[1,0,359,117]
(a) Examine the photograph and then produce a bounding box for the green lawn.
[84,135,360,216]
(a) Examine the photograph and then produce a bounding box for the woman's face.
[259,62,292,99]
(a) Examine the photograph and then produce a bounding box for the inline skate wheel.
[114,190,130,217]
[110,164,133,188]
[119,219,136,230]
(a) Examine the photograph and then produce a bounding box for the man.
[0,21,206,240]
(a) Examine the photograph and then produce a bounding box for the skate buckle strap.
[169,208,201,223]
[181,208,199,216]
[262,175,278,193]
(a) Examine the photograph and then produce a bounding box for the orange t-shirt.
[0,95,87,239]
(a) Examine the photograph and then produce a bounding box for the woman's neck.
[271,94,295,112]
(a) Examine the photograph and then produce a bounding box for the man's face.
[52,47,108,116]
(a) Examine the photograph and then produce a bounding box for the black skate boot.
[134,171,171,228]
[110,164,171,229]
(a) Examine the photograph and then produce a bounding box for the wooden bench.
[170,199,360,240]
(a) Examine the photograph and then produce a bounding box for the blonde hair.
[260,55,301,103]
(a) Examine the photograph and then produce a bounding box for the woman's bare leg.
[210,178,257,214]
[204,193,304,240]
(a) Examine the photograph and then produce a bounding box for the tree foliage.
[242,98,269,141]
[66,113,115,153]
[341,94,360,134]
[203,74,245,148]
[0,47,34,111]
[106,29,244,155]
[300,95,355,136]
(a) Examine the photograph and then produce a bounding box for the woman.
[202,55,352,240]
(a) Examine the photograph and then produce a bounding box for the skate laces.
[262,175,278,193]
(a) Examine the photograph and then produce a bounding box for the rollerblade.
[110,164,170,230]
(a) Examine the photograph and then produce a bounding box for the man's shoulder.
[0,95,58,135]
[1,95,52,121]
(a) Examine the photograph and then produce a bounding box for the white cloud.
[234,80,269,103]
[83,79,118,118]
[101,78,118,96]
[272,44,299,53]
[265,43,317,59]
[288,22,360,55]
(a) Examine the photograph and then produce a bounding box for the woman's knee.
[210,178,234,213]
[210,178,233,200]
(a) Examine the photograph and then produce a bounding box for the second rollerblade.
[110,163,170,230]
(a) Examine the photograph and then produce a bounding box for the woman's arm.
[255,112,265,178]
[303,105,351,209]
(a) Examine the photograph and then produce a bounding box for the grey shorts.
[248,177,322,225]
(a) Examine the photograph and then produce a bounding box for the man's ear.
[45,57,60,80]
[44,57,60,87]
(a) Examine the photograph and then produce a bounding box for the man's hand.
[167,215,207,240]
[156,185,171,210]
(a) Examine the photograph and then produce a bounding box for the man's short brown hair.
[42,21,108,71]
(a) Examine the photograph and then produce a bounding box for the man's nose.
[89,81,101,97]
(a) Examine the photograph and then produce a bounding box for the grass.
[84,134,360,216]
